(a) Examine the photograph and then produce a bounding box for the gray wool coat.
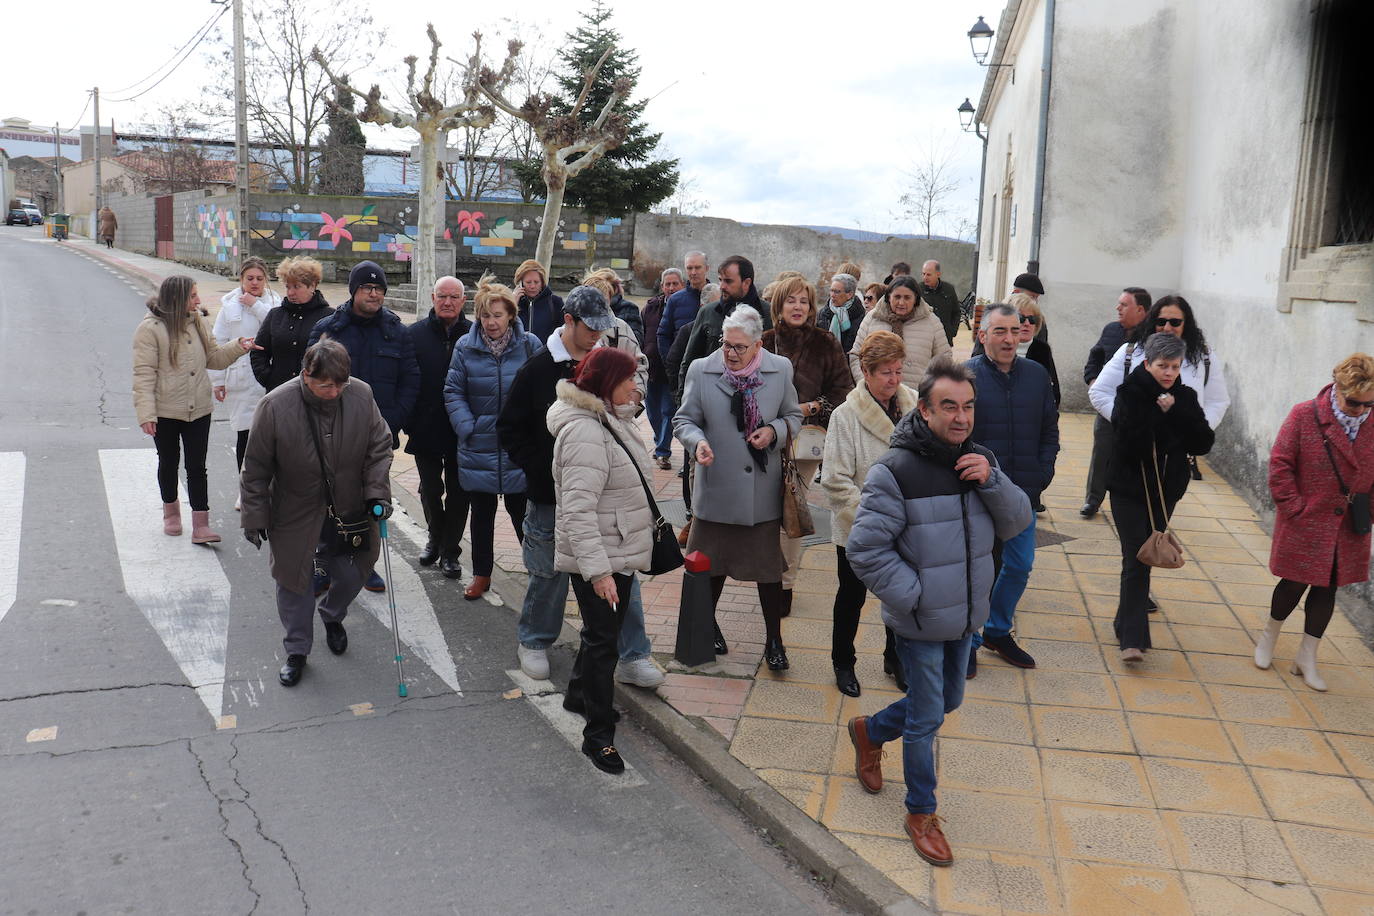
[240,377,394,594]
[673,349,802,527]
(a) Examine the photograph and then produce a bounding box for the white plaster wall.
[978,0,1047,298]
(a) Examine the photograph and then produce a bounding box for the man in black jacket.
[919,260,961,346]
[405,277,472,579]
[675,255,772,403]
[1081,287,1150,518]
[496,286,662,689]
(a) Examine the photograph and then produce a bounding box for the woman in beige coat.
[822,331,917,697]
[240,340,394,687]
[548,347,653,775]
[133,275,257,543]
[847,276,951,386]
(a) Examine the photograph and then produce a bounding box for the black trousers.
[1111,491,1178,650]
[568,572,634,746]
[468,491,527,577]
[154,415,212,510]
[1084,414,1113,507]
[234,429,249,472]
[414,451,471,559]
[832,546,897,669]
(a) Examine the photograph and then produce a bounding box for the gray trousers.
[276,552,365,655]
[1084,413,1114,507]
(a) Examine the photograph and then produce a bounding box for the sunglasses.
[1155,317,1184,328]
[1345,395,1374,409]
[1019,314,1039,325]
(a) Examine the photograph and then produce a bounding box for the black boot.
[765,637,789,671]
[713,621,729,655]
[780,589,793,618]
[418,541,440,566]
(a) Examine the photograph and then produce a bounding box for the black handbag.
[305,390,372,554]
[600,419,685,576]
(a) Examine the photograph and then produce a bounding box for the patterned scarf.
[827,299,852,339]
[484,326,514,359]
[1331,387,1369,442]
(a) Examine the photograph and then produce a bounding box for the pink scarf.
[724,347,764,439]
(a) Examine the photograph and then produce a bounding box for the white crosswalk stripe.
[0,453,23,626]
[99,448,231,723]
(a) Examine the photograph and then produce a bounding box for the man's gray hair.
[302,338,351,383]
[722,304,764,342]
[684,250,707,264]
[661,267,685,285]
[700,282,721,306]
[831,273,857,296]
[433,275,465,295]
[1143,331,1186,363]
[923,259,941,272]
[985,303,1018,321]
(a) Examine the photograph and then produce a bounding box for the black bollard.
[674,550,717,667]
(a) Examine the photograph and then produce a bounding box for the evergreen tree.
[513,1,677,218]
[316,78,367,195]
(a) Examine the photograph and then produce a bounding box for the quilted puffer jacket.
[547,380,653,581]
[847,410,1032,642]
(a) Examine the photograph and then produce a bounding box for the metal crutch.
[372,503,407,697]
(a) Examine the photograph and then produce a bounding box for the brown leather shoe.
[676,518,692,548]
[847,716,883,794]
[905,813,953,866]
[464,575,490,601]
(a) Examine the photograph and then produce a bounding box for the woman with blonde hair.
[515,258,564,342]
[444,275,544,600]
[1257,354,1374,690]
[1008,291,1060,408]
[133,275,259,542]
[822,331,914,696]
[586,267,644,346]
[761,275,853,616]
[251,255,333,393]
[211,256,280,490]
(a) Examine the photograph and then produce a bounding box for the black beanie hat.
[349,261,388,297]
[1012,272,1044,296]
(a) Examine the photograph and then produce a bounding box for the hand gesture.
[746,425,776,450]
[239,292,258,307]
[695,440,715,466]
[593,575,619,606]
[954,452,992,485]
[1156,393,1175,413]
[213,385,227,402]
[237,336,263,351]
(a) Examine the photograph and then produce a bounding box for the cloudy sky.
[9,0,997,235]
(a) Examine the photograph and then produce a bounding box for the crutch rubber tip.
[398,684,407,697]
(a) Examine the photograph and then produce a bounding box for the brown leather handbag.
[781,432,816,539]
[1136,447,1185,568]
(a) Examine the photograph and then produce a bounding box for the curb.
[66,242,163,296]
[388,479,930,913]
[613,682,934,916]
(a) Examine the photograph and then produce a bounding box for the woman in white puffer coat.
[547,347,653,776]
[211,256,280,487]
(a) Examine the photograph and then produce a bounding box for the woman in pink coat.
[1257,354,1374,690]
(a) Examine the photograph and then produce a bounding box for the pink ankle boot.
[190,510,221,544]
[163,502,183,536]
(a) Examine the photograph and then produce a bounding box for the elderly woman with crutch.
[673,305,803,670]
[1255,354,1374,691]
[240,339,394,688]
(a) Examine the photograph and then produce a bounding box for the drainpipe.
[971,121,989,296]
[1027,0,1056,275]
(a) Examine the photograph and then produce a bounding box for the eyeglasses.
[722,343,753,355]
[1155,317,1184,328]
[1344,395,1374,409]
[358,283,386,294]
[863,294,876,302]
[1019,314,1039,325]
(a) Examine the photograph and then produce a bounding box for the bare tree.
[315,26,516,307]
[651,173,710,217]
[468,42,630,271]
[222,0,381,194]
[899,139,963,239]
[127,107,221,194]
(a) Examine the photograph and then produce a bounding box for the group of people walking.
[132,247,1374,858]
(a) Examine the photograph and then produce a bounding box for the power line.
[106,7,227,103]
[65,92,92,132]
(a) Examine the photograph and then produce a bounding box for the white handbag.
[792,424,827,460]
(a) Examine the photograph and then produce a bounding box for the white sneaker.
[615,657,665,688]
[517,644,550,681]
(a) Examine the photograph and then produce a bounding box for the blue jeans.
[646,380,675,458]
[866,633,973,814]
[516,501,653,662]
[974,513,1035,647]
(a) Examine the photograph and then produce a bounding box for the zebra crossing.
[0,448,465,726]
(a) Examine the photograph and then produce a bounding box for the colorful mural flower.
[318,212,354,244]
[456,210,485,236]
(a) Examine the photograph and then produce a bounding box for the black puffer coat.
[404,309,472,457]
[250,291,333,391]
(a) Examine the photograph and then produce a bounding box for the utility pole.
[229,0,250,274]
[51,125,63,213]
[92,88,102,224]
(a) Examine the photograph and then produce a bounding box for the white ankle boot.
[1253,618,1284,669]
[1291,634,1328,691]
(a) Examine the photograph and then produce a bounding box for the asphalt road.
[0,226,851,915]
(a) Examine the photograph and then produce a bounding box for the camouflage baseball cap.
[563,284,616,332]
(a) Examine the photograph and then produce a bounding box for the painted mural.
[247,196,634,271]
[189,202,239,262]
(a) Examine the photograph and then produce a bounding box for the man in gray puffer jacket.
[844,359,1032,867]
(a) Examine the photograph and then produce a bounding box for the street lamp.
[958,98,976,132]
[968,16,994,65]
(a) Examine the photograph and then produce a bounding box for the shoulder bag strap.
[302,387,341,517]
[599,417,667,525]
[1139,444,1170,533]
[1313,399,1352,500]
